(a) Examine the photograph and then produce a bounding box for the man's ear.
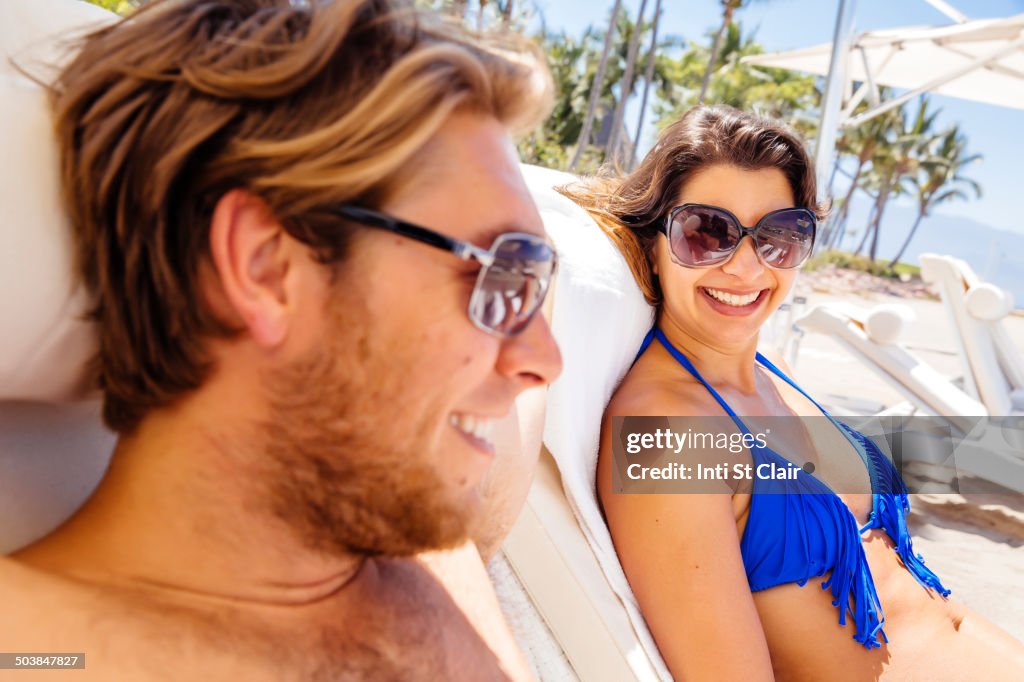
[208,190,293,348]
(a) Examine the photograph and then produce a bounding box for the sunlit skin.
[598,163,1024,681]
[0,112,561,681]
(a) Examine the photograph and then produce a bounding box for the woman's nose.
[720,236,765,277]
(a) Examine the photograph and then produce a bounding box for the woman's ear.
[207,190,293,348]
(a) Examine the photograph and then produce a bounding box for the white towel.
[0,0,115,402]
[489,551,579,682]
[520,165,670,680]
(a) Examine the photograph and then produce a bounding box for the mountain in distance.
[831,196,1024,308]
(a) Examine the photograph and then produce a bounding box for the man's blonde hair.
[52,0,552,432]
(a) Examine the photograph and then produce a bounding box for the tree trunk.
[698,2,738,104]
[831,217,850,251]
[828,157,842,194]
[854,199,880,256]
[854,222,872,256]
[868,181,892,262]
[826,160,864,249]
[631,0,662,168]
[501,0,513,24]
[477,0,487,30]
[888,210,925,267]
[569,0,624,170]
[607,0,649,165]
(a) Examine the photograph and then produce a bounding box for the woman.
[566,106,1024,680]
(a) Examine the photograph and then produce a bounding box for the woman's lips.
[699,286,769,316]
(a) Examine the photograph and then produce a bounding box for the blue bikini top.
[638,328,950,649]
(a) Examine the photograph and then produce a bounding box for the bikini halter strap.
[635,327,835,431]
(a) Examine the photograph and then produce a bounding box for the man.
[0,0,560,678]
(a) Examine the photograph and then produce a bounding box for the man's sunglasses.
[661,203,817,270]
[333,205,557,337]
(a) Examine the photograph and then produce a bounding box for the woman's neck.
[655,310,761,394]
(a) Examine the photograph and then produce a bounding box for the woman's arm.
[597,391,774,681]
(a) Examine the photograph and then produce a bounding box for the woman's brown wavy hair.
[561,105,829,307]
[51,0,552,432]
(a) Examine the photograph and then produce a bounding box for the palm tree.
[659,21,817,132]
[888,126,981,266]
[825,101,901,250]
[632,0,662,166]
[698,0,745,104]
[855,98,941,262]
[569,0,624,170]
[607,0,650,165]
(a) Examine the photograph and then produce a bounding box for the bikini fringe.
[819,494,887,649]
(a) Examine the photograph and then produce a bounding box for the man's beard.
[257,308,474,558]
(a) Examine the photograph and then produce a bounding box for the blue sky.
[533,0,1024,236]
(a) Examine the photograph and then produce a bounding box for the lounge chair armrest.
[965,283,1014,321]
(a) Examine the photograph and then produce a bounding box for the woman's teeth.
[450,413,496,448]
[704,287,761,307]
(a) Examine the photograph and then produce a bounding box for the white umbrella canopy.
[744,14,1024,116]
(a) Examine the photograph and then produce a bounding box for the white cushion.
[0,0,115,402]
[0,0,112,79]
[0,0,118,554]
[0,77,99,401]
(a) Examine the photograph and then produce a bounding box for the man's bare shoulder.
[0,555,512,681]
[0,556,279,680]
[0,555,99,635]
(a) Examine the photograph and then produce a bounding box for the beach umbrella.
[744,13,1024,117]
[742,12,1024,193]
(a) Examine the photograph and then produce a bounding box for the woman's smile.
[699,286,770,316]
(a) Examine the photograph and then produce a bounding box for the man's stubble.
[257,292,475,558]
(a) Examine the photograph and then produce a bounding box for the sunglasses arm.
[335,204,496,266]
[451,242,496,268]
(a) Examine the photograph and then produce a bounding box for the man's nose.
[496,311,563,390]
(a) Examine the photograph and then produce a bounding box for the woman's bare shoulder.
[605,360,718,421]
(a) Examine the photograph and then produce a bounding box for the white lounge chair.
[919,253,1024,415]
[501,166,670,681]
[794,303,988,433]
[793,303,1024,493]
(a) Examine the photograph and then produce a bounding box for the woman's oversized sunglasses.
[333,205,557,337]
[661,203,817,270]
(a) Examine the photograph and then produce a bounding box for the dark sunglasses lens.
[469,237,556,336]
[755,210,816,269]
[669,206,740,266]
